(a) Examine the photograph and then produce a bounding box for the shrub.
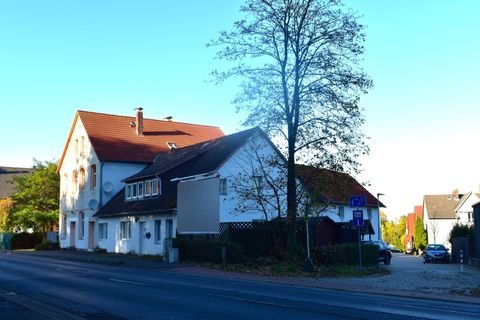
[11,232,44,249]
[34,240,59,251]
[312,243,378,267]
[449,223,474,244]
[172,238,249,263]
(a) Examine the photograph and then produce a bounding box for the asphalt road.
[1,252,480,320]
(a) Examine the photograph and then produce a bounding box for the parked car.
[362,240,392,265]
[423,244,450,264]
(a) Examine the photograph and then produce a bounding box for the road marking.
[207,293,291,308]
[108,278,150,286]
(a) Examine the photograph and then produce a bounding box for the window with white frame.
[62,174,68,197]
[78,212,85,240]
[98,223,108,240]
[154,220,161,243]
[219,178,227,195]
[152,178,160,195]
[60,213,67,239]
[72,171,78,194]
[138,181,144,199]
[253,176,263,194]
[74,138,78,156]
[126,184,132,200]
[145,180,151,197]
[90,165,97,190]
[79,168,85,192]
[367,208,372,220]
[132,183,137,199]
[120,221,131,239]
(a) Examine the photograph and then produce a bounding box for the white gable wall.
[58,117,147,250]
[455,192,477,225]
[217,135,287,223]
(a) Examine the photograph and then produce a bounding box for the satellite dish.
[103,181,114,193]
[88,199,98,210]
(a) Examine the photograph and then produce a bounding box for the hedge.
[11,232,44,250]
[172,238,249,263]
[312,243,379,267]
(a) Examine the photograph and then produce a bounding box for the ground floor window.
[120,221,131,239]
[60,213,67,239]
[78,212,85,240]
[154,220,162,243]
[165,219,174,238]
[99,223,108,240]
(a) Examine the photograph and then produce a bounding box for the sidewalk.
[11,250,480,304]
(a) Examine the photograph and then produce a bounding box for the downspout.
[99,162,104,208]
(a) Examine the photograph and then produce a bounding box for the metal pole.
[377,193,384,241]
[460,249,464,273]
[358,226,362,268]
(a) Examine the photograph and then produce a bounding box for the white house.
[423,190,461,248]
[93,127,288,255]
[423,189,477,249]
[57,108,224,251]
[296,165,384,241]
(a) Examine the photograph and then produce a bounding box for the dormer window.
[167,142,177,150]
[125,178,161,201]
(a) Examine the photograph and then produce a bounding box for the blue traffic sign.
[353,210,364,226]
[349,195,366,207]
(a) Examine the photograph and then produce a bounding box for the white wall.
[101,162,146,206]
[97,214,176,255]
[217,135,286,223]
[58,116,146,250]
[455,192,477,225]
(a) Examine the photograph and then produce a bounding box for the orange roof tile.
[58,110,224,171]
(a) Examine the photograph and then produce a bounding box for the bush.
[449,223,474,244]
[11,232,44,249]
[34,240,59,251]
[312,243,378,267]
[172,238,249,263]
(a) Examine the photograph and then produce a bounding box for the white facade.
[96,214,176,255]
[455,192,477,226]
[217,135,287,223]
[58,117,147,251]
[423,206,455,249]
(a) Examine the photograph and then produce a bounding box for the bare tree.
[210,0,372,256]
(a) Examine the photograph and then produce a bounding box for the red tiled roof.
[58,110,224,171]
[296,165,385,208]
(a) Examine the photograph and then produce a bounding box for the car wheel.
[384,256,391,265]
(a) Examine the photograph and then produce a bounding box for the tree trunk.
[286,136,297,260]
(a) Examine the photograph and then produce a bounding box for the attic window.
[167,142,177,150]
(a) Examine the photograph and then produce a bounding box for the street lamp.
[377,193,384,241]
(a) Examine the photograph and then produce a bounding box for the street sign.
[349,195,366,208]
[353,209,364,227]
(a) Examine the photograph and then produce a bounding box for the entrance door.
[88,221,95,250]
[70,221,76,248]
[139,221,147,254]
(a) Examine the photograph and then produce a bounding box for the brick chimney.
[135,107,144,136]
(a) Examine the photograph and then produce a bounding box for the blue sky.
[1,1,479,219]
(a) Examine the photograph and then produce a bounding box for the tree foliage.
[8,160,59,232]
[381,214,407,250]
[210,0,372,254]
[414,217,427,250]
[0,198,13,232]
[448,223,474,244]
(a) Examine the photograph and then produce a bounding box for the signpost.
[350,195,366,269]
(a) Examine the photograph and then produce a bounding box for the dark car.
[362,240,392,265]
[423,244,450,263]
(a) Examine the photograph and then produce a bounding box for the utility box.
[168,248,179,263]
